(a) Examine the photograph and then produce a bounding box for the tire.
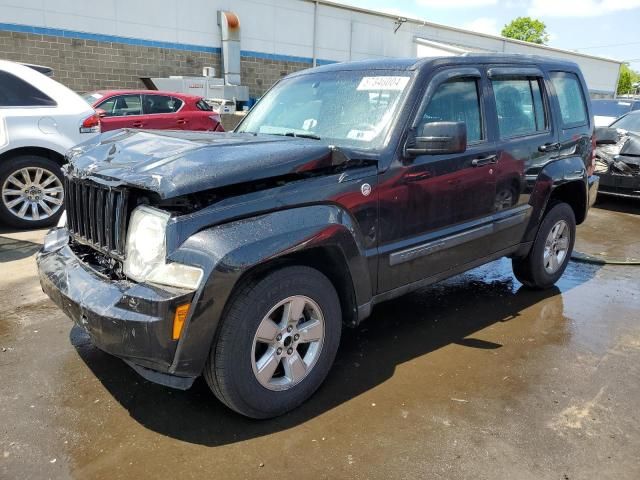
[0,155,65,229]
[204,265,342,419]
[494,183,518,211]
[512,202,576,289]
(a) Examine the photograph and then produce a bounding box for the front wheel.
[204,266,342,419]
[0,156,65,229]
[512,202,576,289]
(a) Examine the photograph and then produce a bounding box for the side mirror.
[405,121,467,156]
[95,108,107,118]
[594,126,618,145]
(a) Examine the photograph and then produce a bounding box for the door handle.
[404,171,431,182]
[471,154,497,167]
[176,119,187,125]
[132,122,143,128]
[538,142,561,152]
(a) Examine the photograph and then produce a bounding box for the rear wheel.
[204,265,342,419]
[0,156,64,229]
[512,202,576,289]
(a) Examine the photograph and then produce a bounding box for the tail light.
[587,132,596,176]
[80,113,101,133]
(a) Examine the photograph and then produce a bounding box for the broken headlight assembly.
[123,205,203,290]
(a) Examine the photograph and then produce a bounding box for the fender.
[166,204,372,377]
[522,155,588,244]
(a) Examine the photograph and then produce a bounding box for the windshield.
[611,112,640,132]
[592,100,633,118]
[237,70,412,150]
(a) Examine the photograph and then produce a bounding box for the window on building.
[420,78,483,143]
[0,71,56,107]
[492,78,547,138]
[550,72,588,127]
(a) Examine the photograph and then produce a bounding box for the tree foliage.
[617,64,640,96]
[501,17,549,45]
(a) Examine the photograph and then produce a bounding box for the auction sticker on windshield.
[357,76,410,91]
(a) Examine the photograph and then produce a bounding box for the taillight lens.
[80,113,101,133]
[588,132,596,176]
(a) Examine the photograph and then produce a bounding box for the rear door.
[97,94,144,131]
[486,66,558,249]
[548,70,592,168]
[142,94,184,129]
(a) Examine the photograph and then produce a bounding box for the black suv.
[37,54,599,419]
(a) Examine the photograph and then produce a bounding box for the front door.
[97,94,144,131]
[378,68,498,293]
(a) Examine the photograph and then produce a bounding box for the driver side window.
[420,78,483,143]
[98,95,142,117]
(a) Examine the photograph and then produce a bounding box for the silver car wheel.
[543,219,570,274]
[494,188,514,211]
[1,167,63,222]
[251,295,325,391]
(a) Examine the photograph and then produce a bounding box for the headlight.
[123,206,203,290]
[123,206,169,281]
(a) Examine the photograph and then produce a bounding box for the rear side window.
[492,78,547,138]
[421,78,483,143]
[143,95,182,114]
[0,71,56,107]
[196,99,213,111]
[550,72,588,127]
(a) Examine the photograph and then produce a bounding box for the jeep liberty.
[37,54,599,418]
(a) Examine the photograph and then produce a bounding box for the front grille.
[64,176,129,259]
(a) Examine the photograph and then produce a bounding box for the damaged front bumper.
[597,173,640,199]
[36,230,197,389]
[595,128,640,199]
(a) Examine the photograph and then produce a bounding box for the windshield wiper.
[283,132,322,140]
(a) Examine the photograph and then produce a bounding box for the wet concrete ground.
[1,198,639,480]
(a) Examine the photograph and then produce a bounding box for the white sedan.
[0,60,100,228]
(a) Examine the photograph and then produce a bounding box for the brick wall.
[0,30,311,97]
[241,56,311,97]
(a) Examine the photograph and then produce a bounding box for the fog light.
[172,303,191,340]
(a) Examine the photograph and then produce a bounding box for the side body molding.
[166,205,372,377]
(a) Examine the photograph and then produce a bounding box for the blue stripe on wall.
[0,22,336,66]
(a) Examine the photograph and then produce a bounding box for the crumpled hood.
[66,129,352,198]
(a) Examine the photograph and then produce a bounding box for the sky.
[334,0,640,71]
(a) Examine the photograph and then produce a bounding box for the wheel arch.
[166,204,373,377]
[547,180,587,225]
[244,245,359,328]
[0,146,66,168]
[522,156,589,246]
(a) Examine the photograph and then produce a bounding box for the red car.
[83,90,224,132]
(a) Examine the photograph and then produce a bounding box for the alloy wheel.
[1,167,63,222]
[543,220,570,274]
[251,295,325,391]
